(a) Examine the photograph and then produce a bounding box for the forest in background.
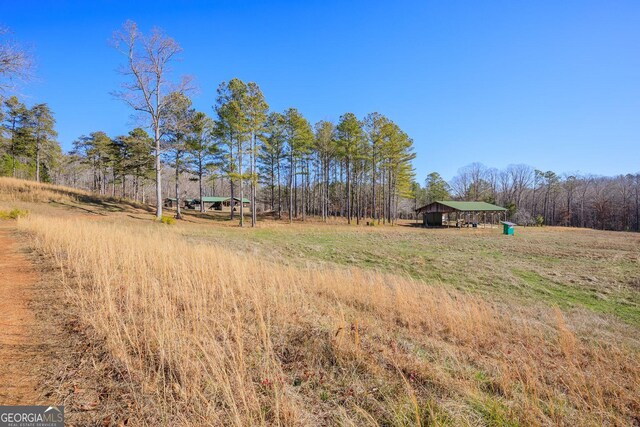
[1,21,638,231]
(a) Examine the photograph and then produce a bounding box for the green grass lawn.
[180,222,640,326]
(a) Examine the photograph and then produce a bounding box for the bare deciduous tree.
[112,20,191,219]
[0,26,32,91]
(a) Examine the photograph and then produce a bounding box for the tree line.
[60,79,418,227]
[416,163,640,232]
[105,21,417,226]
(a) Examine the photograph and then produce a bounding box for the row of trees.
[109,21,416,226]
[434,162,640,231]
[64,80,417,227]
[257,109,416,224]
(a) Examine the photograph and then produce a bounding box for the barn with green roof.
[416,201,508,227]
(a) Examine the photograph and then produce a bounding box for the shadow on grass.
[50,200,108,216]
[126,214,155,222]
[46,188,154,215]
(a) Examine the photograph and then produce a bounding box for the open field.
[0,178,639,426]
[177,217,640,328]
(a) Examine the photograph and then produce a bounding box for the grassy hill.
[1,177,638,426]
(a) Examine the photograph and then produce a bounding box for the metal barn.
[416,201,508,228]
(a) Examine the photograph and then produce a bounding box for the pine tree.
[424,172,451,203]
[363,113,389,221]
[284,108,313,222]
[2,96,29,177]
[27,103,57,182]
[336,113,364,224]
[126,128,154,201]
[214,79,249,224]
[244,82,269,227]
[379,121,415,224]
[314,120,336,221]
[259,112,286,218]
[186,112,217,213]
[72,131,112,194]
[162,92,194,220]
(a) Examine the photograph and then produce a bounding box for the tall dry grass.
[19,214,640,426]
[0,177,149,214]
[0,177,92,203]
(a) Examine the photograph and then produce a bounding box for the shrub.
[0,208,29,220]
[159,215,175,225]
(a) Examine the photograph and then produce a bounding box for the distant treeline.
[419,163,640,232]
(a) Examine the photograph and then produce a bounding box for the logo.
[0,406,64,427]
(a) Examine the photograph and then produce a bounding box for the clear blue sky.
[3,0,639,181]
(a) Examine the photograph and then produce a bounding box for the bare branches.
[111,21,189,124]
[111,20,188,218]
[0,26,33,92]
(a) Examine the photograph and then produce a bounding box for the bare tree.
[112,20,191,219]
[507,164,533,208]
[0,26,32,91]
[451,163,487,200]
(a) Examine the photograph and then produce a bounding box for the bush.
[159,215,175,225]
[0,208,29,220]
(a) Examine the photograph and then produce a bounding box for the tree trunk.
[346,157,351,224]
[288,154,294,223]
[277,159,282,220]
[199,155,205,213]
[270,156,275,212]
[301,158,306,221]
[175,151,182,220]
[372,154,376,221]
[251,133,257,227]
[155,125,162,219]
[294,163,298,218]
[35,137,41,182]
[239,141,244,227]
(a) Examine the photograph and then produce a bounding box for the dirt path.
[0,224,44,404]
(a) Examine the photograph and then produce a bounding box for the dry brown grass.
[0,177,94,203]
[0,177,150,215]
[2,177,638,425]
[17,213,640,426]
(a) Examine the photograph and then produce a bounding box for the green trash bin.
[501,221,515,235]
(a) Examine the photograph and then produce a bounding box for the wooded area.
[441,163,640,231]
[1,21,638,231]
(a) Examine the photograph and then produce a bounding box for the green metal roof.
[198,196,250,203]
[166,198,195,202]
[435,201,507,211]
[200,196,230,202]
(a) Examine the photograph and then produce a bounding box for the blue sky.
[3,0,639,181]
